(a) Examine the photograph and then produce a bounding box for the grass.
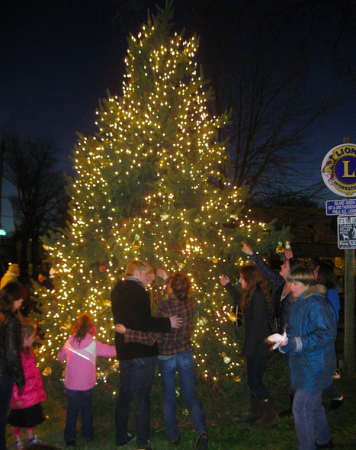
[5,353,356,450]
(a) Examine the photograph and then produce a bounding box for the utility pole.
[343,136,355,377]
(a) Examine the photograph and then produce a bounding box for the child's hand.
[220,275,230,286]
[115,324,126,334]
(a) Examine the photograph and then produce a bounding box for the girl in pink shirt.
[58,313,116,447]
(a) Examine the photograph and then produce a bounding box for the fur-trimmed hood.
[303,284,327,299]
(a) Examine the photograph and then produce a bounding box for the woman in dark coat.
[220,265,279,427]
[0,282,26,450]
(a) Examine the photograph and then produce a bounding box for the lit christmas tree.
[35,2,287,386]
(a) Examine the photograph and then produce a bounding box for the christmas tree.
[35,1,287,387]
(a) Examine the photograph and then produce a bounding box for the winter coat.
[11,348,46,409]
[0,310,25,388]
[111,278,171,361]
[0,266,19,289]
[223,283,270,357]
[283,285,337,391]
[58,333,116,391]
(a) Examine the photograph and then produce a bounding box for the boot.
[255,398,280,428]
[279,393,294,417]
[240,396,263,423]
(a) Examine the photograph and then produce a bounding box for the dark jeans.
[0,375,14,450]
[64,388,94,442]
[158,351,206,442]
[293,389,331,450]
[246,355,269,400]
[115,356,157,448]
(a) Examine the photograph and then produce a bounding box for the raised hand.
[241,239,253,255]
[220,274,230,286]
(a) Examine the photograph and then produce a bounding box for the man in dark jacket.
[111,260,181,450]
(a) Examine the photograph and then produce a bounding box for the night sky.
[1,0,356,231]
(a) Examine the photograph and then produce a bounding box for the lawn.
[5,352,356,450]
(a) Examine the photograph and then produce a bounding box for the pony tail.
[73,313,94,344]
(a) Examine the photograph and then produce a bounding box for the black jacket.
[224,283,270,357]
[111,279,171,360]
[0,310,25,387]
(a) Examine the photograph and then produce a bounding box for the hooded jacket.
[283,285,337,391]
[58,332,116,391]
[0,265,19,289]
[11,348,46,409]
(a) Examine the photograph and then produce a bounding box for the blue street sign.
[326,199,356,216]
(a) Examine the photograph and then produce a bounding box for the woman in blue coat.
[279,267,337,450]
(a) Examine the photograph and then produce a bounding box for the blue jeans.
[293,389,332,450]
[0,376,14,450]
[158,351,206,442]
[65,388,94,442]
[246,356,269,400]
[115,356,157,448]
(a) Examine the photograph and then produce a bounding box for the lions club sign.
[322,143,356,197]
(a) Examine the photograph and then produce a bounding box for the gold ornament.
[103,300,111,307]
[161,213,169,220]
[223,356,231,364]
[211,257,219,264]
[132,234,141,250]
[228,312,237,322]
[234,376,241,382]
[60,315,72,331]
[276,241,284,255]
[42,367,52,377]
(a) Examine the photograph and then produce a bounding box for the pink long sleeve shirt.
[58,333,116,391]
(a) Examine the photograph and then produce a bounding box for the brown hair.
[21,321,37,356]
[125,260,152,277]
[0,282,27,312]
[73,313,94,344]
[240,265,273,313]
[169,272,191,301]
[287,266,314,286]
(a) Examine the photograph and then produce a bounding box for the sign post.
[321,137,355,377]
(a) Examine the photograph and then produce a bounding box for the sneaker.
[66,440,76,447]
[15,441,25,450]
[27,436,46,445]
[117,433,136,448]
[330,395,344,410]
[195,432,208,450]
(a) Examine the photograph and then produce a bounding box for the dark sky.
[1,0,355,231]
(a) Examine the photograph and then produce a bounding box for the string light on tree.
[33,1,287,392]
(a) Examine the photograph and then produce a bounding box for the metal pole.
[343,136,355,377]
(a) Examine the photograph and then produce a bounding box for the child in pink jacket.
[8,321,46,449]
[58,313,116,447]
